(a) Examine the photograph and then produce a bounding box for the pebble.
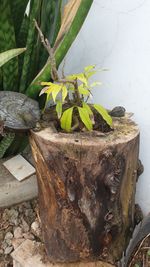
[4,231,13,240]
[14,227,23,239]
[31,221,41,238]
[109,106,126,117]
[21,218,30,232]
[23,232,35,240]
[0,199,38,264]
[0,249,4,255]
[11,238,25,250]
[5,238,12,246]
[4,246,13,255]
[1,240,8,250]
[0,232,4,241]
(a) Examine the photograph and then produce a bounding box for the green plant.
[40,65,112,132]
[0,0,93,157]
[34,20,112,133]
[0,48,26,67]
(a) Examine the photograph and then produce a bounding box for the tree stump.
[29,116,140,265]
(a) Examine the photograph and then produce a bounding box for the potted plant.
[29,22,140,266]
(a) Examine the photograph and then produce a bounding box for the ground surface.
[0,198,42,267]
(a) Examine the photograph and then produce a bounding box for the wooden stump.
[29,117,139,265]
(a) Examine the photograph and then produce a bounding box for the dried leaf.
[54,0,82,50]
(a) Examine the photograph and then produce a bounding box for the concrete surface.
[0,159,38,208]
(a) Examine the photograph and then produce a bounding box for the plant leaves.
[84,65,95,72]
[86,71,97,78]
[19,0,42,93]
[0,48,26,68]
[90,82,102,87]
[26,0,94,98]
[93,104,112,127]
[52,86,62,102]
[68,73,88,85]
[60,107,74,132]
[54,0,82,50]
[56,100,62,119]
[0,133,15,159]
[9,0,29,43]
[0,0,18,91]
[82,102,93,115]
[62,85,68,102]
[77,106,93,131]
[78,84,90,95]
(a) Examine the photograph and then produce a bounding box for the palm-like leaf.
[19,0,42,93]
[9,0,29,44]
[0,48,26,68]
[0,0,18,91]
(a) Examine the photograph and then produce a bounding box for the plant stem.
[34,19,59,81]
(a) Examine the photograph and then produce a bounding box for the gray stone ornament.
[0,91,40,131]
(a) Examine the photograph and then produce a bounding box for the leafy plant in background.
[0,0,93,157]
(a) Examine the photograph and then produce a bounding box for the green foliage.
[0,133,15,159]
[26,0,94,99]
[0,0,93,156]
[0,48,26,68]
[40,65,112,132]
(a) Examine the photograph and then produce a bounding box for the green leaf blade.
[56,100,62,119]
[82,102,93,115]
[93,104,113,127]
[77,106,93,131]
[0,0,18,91]
[60,107,74,132]
[0,48,26,68]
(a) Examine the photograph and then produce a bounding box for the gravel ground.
[0,198,42,267]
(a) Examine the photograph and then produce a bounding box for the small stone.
[11,238,25,249]
[31,221,41,238]
[4,246,13,255]
[4,231,13,240]
[0,232,4,241]
[23,232,34,240]
[5,238,12,246]
[18,204,24,213]
[21,218,30,232]
[2,209,9,221]
[109,106,126,117]
[8,209,19,220]
[0,249,4,255]
[1,240,8,250]
[14,227,23,239]
[25,209,33,218]
[23,202,31,209]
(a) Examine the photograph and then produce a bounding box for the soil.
[40,105,125,133]
[0,198,42,267]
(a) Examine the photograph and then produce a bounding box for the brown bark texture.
[29,117,139,265]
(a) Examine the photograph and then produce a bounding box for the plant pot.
[29,116,140,265]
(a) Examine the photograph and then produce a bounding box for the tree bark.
[29,117,139,265]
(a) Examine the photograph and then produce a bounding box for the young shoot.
[40,65,113,132]
[35,19,112,133]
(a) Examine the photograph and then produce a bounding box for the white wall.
[61,0,150,215]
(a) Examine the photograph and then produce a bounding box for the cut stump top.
[31,116,139,147]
